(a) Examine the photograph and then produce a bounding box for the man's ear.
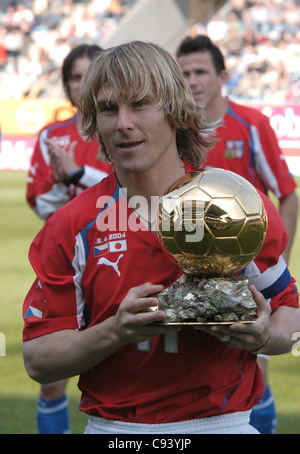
[219,69,229,88]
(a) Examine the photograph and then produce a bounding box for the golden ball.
[157,168,268,275]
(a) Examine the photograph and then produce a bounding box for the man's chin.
[194,94,205,104]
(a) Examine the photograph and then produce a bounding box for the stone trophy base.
[155,273,257,324]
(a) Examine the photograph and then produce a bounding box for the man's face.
[68,57,92,107]
[177,51,226,107]
[96,87,177,176]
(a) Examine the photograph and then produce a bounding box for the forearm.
[255,306,300,355]
[279,191,298,264]
[23,316,122,384]
[23,283,172,384]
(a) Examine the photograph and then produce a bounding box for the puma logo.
[97,254,124,276]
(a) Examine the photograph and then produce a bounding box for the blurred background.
[1,0,300,173]
[0,0,299,434]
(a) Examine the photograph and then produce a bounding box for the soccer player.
[26,44,112,434]
[176,34,299,434]
[27,44,112,221]
[23,41,300,434]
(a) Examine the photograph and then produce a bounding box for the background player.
[27,44,112,221]
[22,41,300,434]
[176,34,299,434]
[26,43,112,434]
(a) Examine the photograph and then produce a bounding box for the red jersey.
[203,99,296,197]
[27,115,112,220]
[23,172,298,424]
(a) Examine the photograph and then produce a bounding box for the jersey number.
[137,332,178,353]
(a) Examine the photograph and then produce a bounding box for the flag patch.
[94,239,127,256]
[25,306,43,319]
[94,243,109,256]
[109,239,127,252]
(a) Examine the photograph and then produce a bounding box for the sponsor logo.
[97,254,124,276]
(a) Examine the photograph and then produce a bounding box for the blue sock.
[37,394,70,434]
[250,385,277,434]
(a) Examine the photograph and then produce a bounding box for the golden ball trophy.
[155,168,268,324]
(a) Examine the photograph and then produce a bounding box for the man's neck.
[118,157,186,201]
[116,155,186,225]
[205,96,228,124]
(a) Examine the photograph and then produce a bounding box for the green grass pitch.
[0,170,299,434]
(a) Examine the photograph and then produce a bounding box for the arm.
[231,286,300,355]
[261,303,300,355]
[252,114,298,261]
[278,191,298,264]
[23,283,179,384]
[199,192,299,353]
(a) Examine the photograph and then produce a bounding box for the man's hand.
[112,282,181,346]
[45,138,79,183]
[195,285,271,353]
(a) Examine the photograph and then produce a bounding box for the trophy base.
[155,274,257,325]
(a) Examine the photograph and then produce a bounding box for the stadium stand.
[193,0,300,104]
[0,0,139,99]
[0,0,299,103]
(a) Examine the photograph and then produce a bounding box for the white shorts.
[84,411,259,434]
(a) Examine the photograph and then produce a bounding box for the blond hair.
[79,41,215,167]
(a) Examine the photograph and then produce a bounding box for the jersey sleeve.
[79,165,111,189]
[244,192,299,312]
[22,208,86,341]
[253,113,296,198]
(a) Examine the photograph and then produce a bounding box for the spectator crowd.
[0,0,138,99]
[192,0,300,104]
[1,0,300,104]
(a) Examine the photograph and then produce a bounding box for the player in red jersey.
[27,44,112,221]
[22,41,300,434]
[176,35,298,265]
[26,44,112,434]
[176,34,299,434]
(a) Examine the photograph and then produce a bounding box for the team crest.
[225,140,244,159]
